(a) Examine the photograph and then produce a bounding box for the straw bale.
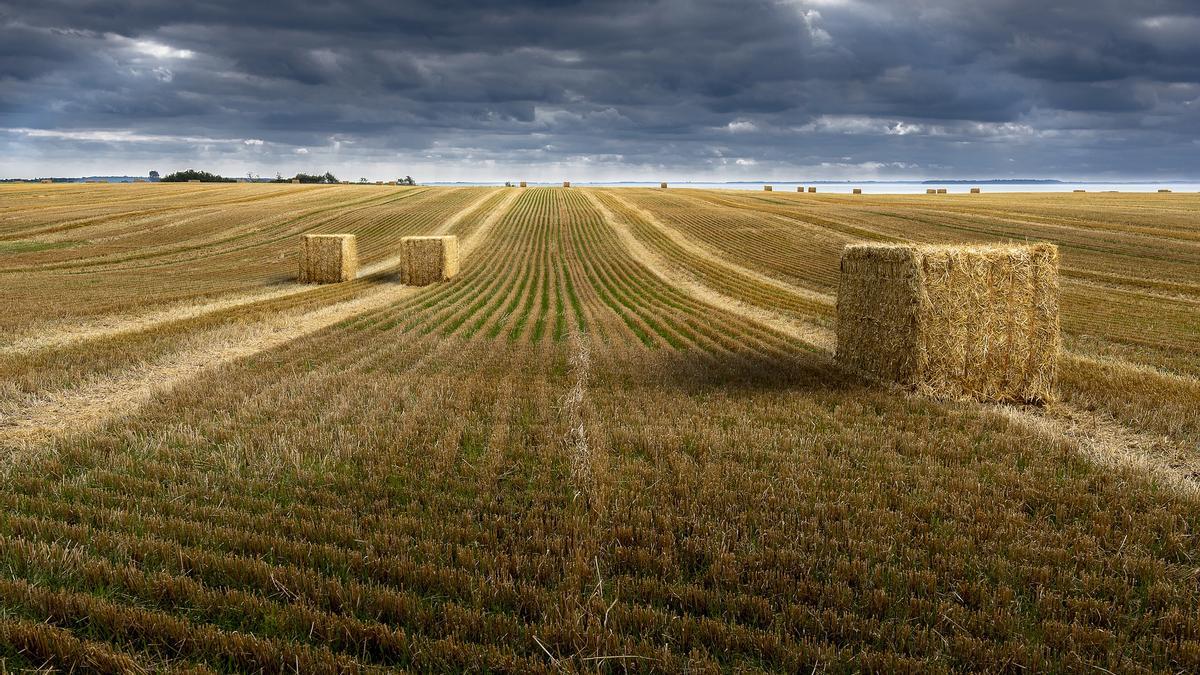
[399,236,460,285]
[852,188,862,194]
[808,187,816,193]
[764,185,773,192]
[298,234,358,284]
[660,182,668,189]
[563,181,571,188]
[970,187,981,194]
[1073,189,1086,193]
[1158,189,1172,193]
[937,188,947,194]
[926,188,937,194]
[836,243,1059,403]
[797,186,805,192]
[291,179,301,184]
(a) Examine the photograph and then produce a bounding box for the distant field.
[1,183,1198,672]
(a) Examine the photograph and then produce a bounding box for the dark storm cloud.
[1,0,1198,179]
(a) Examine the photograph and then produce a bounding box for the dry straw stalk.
[399,235,460,285]
[836,243,1060,403]
[298,234,358,284]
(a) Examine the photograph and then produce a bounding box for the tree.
[160,169,235,183]
[149,170,160,181]
[401,175,416,186]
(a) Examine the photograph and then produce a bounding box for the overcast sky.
[1,0,1198,181]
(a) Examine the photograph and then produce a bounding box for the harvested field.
[1,183,1199,672]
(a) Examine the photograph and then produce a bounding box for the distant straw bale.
[520,181,527,188]
[852,188,862,194]
[936,188,947,194]
[399,236,460,285]
[926,188,937,194]
[660,182,668,189]
[970,187,981,194]
[808,187,816,193]
[1073,189,1086,193]
[1158,189,1172,193]
[764,185,773,192]
[298,234,358,284]
[836,243,1060,403]
[797,186,805,192]
[563,181,571,188]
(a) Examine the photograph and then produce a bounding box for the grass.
[0,239,80,253]
[0,183,1198,671]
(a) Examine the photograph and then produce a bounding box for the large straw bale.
[520,181,527,188]
[970,187,981,194]
[660,182,668,189]
[926,188,936,194]
[563,181,571,188]
[852,188,862,194]
[936,188,947,194]
[1158,189,1172,193]
[764,185,773,192]
[808,187,817,193]
[836,243,1060,403]
[399,236,460,285]
[797,186,805,192]
[298,234,358,284]
[1073,189,1086,193]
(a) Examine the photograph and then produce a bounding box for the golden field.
[0,182,1198,672]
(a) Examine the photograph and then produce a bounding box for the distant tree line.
[161,169,236,183]
[274,172,339,184]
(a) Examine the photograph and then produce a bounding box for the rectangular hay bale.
[797,186,805,192]
[852,188,862,194]
[937,188,947,194]
[808,187,816,193]
[399,236,460,285]
[764,185,773,191]
[660,182,668,189]
[836,243,1060,403]
[970,187,981,194]
[519,181,527,188]
[298,234,358,284]
[563,181,571,188]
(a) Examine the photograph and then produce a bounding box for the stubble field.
[1,182,1198,672]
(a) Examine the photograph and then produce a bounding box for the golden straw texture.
[836,243,1060,403]
[399,235,461,285]
[298,234,358,284]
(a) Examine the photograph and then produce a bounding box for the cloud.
[1,0,1198,179]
